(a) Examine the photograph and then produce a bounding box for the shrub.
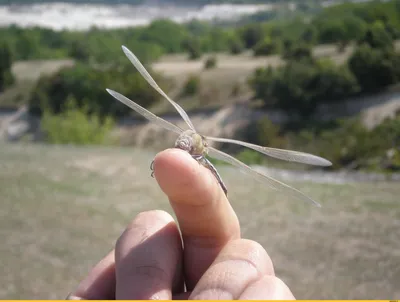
[238,24,264,49]
[250,58,359,117]
[287,114,400,171]
[41,97,115,145]
[348,44,400,92]
[183,37,202,60]
[182,75,200,96]
[282,43,313,62]
[0,42,14,91]
[236,149,264,166]
[228,36,245,55]
[204,56,217,69]
[28,62,162,118]
[253,37,279,56]
[244,117,286,151]
[358,21,394,50]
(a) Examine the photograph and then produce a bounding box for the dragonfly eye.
[175,136,192,152]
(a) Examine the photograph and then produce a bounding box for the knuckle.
[130,210,174,228]
[115,210,174,252]
[131,265,170,283]
[221,239,275,276]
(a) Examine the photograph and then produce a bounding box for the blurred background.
[0,0,399,299]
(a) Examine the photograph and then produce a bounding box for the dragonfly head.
[175,130,207,156]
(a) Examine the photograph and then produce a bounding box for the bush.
[250,58,359,117]
[0,42,14,91]
[183,37,202,60]
[282,43,313,62]
[238,24,264,49]
[235,117,286,166]
[253,37,280,56]
[41,97,115,145]
[204,56,217,69]
[228,36,245,55]
[358,21,394,50]
[28,62,163,118]
[182,75,200,96]
[244,117,285,148]
[348,44,400,92]
[236,149,264,166]
[287,115,400,171]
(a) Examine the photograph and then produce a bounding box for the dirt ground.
[0,143,399,299]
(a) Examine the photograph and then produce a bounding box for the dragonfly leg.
[192,155,228,196]
[150,159,155,178]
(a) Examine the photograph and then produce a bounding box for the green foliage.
[358,21,394,50]
[0,0,399,67]
[282,42,313,62]
[182,75,200,96]
[228,35,245,55]
[288,115,400,171]
[238,24,264,49]
[28,62,162,118]
[41,97,115,145]
[250,58,359,117]
[183,37,202,60]
[236,149,264,165]
[139,19,189,53]
[253,37,280,56]
[300,26,317,44]
[245,117,285,148]
[0,42,15,91]
[204,56,217,69]
[348,44,400,92]
[316,20,348,44]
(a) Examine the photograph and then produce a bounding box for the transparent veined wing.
[207,147,321,207]
[106,89,183,135]
[121,45,197,132]
[206,136,332,167]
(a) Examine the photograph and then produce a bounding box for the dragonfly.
[106,45,332,207]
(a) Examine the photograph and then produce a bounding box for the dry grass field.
[0,143,399,299]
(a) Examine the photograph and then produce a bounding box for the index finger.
[153,148,241,289]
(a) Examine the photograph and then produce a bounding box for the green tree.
[250,59,359,117]
[317,20,347,44]
[238,24,264,49]
[182,37,202,60]
[282,42,313,62]
[348,44,400,92]
[228,35,245,55]
[139,19,188,53]
[0,42,14,91]
[358,21,394,50]
[28,62,162,118]
[253,37,280,56]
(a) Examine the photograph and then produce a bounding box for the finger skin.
[153,148,241,289]
[189,239,274,300]
[69,249,116,300]
[115,210,183,300]
[239,275,296,300]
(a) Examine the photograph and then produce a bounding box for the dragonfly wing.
[106,89,183,135]
[121,45,197,132]
[207,147,321,207]
[206,136,332,167]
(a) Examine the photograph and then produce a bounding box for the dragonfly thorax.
[175,130,208,156]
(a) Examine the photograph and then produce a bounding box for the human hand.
[67,149,295,300]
